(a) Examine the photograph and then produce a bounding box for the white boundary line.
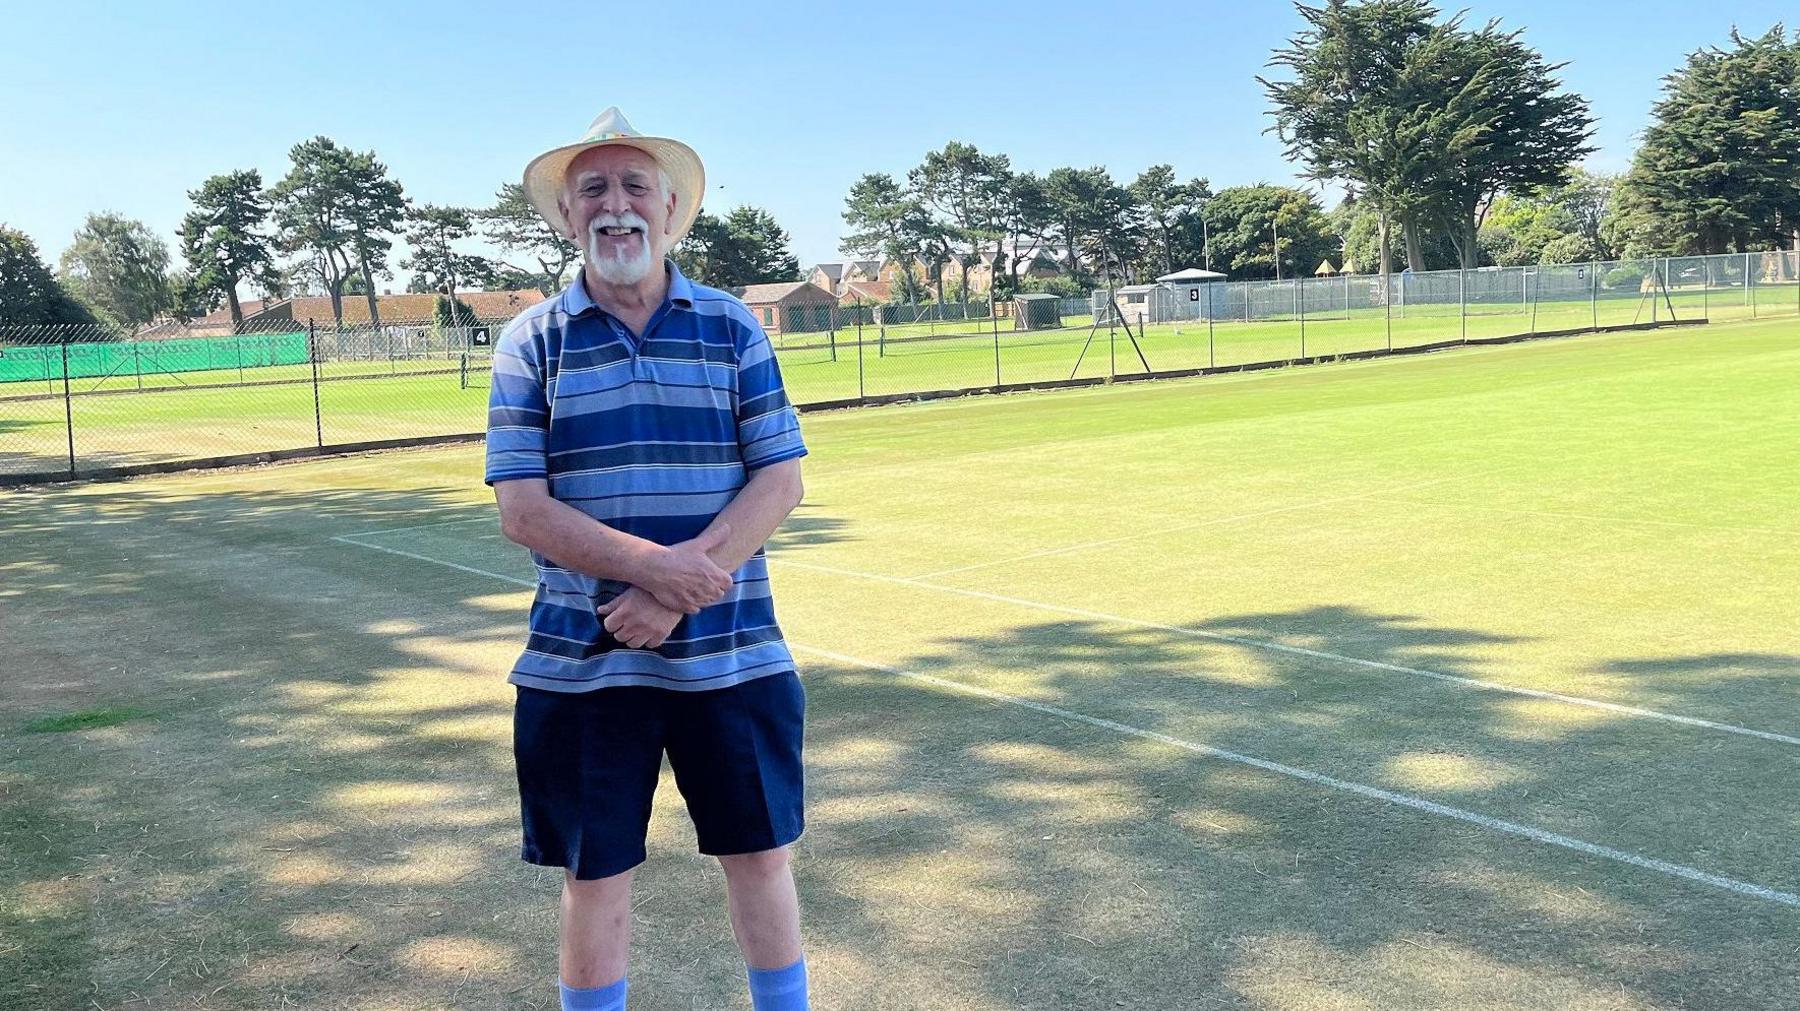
[322,533,1800,910]
[792,645,1800,909]
[770,558,1800,748]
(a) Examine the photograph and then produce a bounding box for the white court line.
[793,644,1800,909]
[770,558,1800,748]
[336,516,494,539]
[321,532,1800,910]
[911,474,1470,580]
[331,534,535,587]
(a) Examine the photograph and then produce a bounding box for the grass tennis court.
[4,315,1797,1009]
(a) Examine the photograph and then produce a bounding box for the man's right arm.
[494,479,733,614]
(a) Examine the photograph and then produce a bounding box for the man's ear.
[557,198,580,242]
[664,191,679,235]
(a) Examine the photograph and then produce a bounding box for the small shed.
[1013,292,1062,330]
[738,281,839,335]
[1150,268,1228,322]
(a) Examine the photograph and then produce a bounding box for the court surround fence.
[2,250,1796,485]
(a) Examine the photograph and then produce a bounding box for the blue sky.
[3,0,1790,286]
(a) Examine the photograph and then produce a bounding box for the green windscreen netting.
[0,332,310,384]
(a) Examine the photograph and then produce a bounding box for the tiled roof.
[738,281,835,304]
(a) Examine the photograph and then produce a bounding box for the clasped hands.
[596,524,734,649]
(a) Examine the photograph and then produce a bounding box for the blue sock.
[746,958,808,1011]
[560,976,627,1011]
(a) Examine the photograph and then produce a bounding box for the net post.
[1746,251,1753,315]
[1591,261,1599,329]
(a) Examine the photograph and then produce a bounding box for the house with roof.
[806,260,883,297]
[183,289,549,335]
[737,281,838,336]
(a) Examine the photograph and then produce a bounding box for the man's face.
[560,145,677,286]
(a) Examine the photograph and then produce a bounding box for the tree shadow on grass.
[787,609,1799,1010]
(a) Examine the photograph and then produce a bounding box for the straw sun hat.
[521,107,705,243]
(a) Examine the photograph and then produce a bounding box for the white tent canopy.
[1155,268,1228,283]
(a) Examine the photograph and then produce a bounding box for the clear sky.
[3,0,1791,287]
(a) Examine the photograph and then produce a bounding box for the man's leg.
[562,868,634,985]
[719,847,802,968]
[722,846,808,1010]
[559,868,633,1009]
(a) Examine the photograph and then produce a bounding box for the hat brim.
[522,135,705,246]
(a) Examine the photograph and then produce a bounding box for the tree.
[1263,0,1441,276]
[1044,166,1137,285]
[57,212,171,328]
[481,181,580,294]
[909,142,1010,302]
[0,225,101,325]
[1129,165,1212,277]
[177,169,280,331]
[672,206,800,287]
[1420,19,1595,269]
[995,171,1056,296]
[271,136,406,328]
[1201,185,1336,280]
[841,173,930,303]
[1263,1,1591,273]
[339,150,407,325]
[1614,26,1800,255]
[402,204,487,304]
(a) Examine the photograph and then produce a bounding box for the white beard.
[587,213,655,285]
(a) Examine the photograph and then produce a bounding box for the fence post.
[1746,251,1754,316]
[1297,277,1306,358]
[855,312,865,402]
[60,340,75,478]
[1530,267,1540,333]
[132,340,143,391]
[1207,282,1216,367]
[1591,262,1598,330]
[1703,256,1710,319]
[1384,273,1392,351]
[1459,267,1467,342]
[308,318,324,450]
[991,304,1001,387]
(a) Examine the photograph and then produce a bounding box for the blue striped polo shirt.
[484,261,808,693]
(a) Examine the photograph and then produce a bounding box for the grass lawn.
[3,314,1797,1008]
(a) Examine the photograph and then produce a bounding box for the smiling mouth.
[597,226,643,237]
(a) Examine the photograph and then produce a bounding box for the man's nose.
[599,183,631,215]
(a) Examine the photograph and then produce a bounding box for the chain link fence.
[3,250,1796,484]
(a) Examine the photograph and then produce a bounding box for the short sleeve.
[483,319,551,485]
[734,320,808,472]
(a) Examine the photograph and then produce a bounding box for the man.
[486,108,811,1011]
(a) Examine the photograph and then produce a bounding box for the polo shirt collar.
[559,258,695,319]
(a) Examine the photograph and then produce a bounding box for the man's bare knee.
[564,868,634,903]
[719,847,790,880]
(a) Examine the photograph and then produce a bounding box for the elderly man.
[486,108,811,1011]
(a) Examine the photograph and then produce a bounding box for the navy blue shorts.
[513,671,805,880]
